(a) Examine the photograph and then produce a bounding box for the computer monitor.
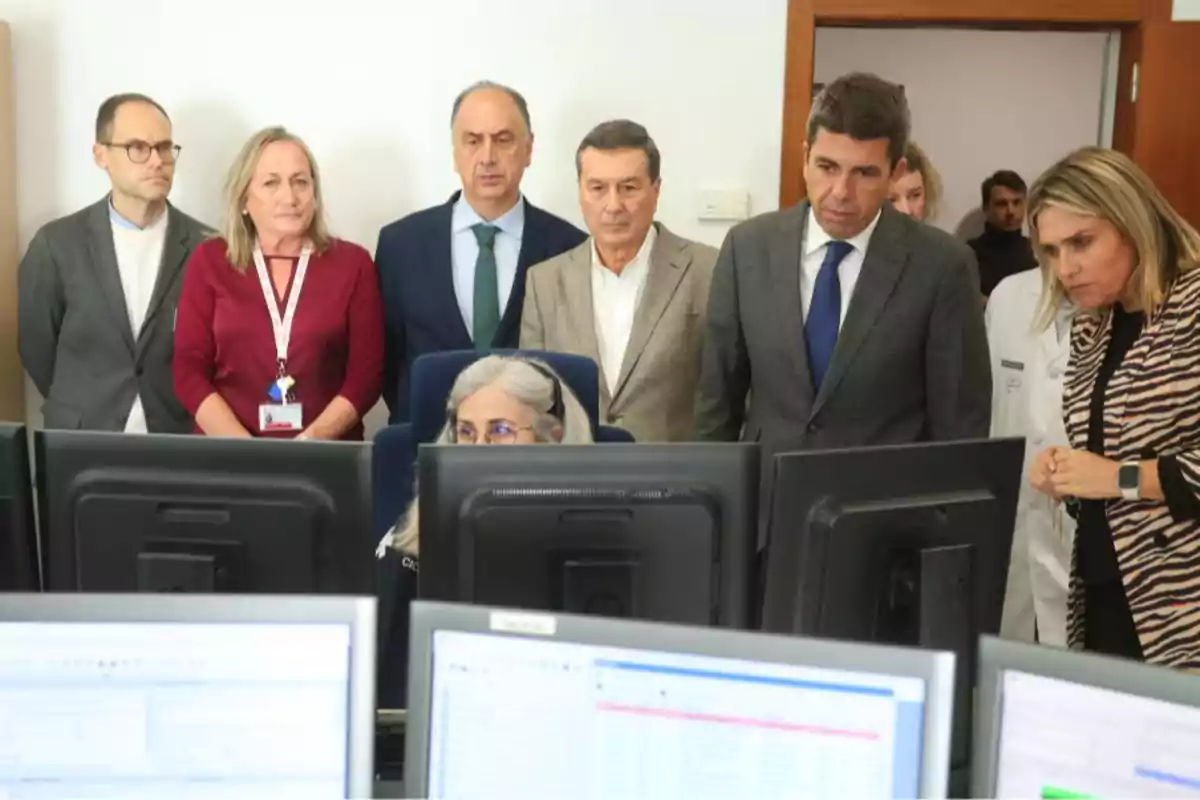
[0,592,376,799]
[0,423,38,590]
[973,635,1200,799]
[37,430,374,594]
[417,443,759,627]
[405,599,956,798]
[761,438,1024,772]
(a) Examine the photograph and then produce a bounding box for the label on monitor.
[489,610,557,637]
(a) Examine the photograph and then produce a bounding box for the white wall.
[1176,0,1200,20]
[815,27,1110,238]
[0,0,789,432]
[5,1,788,251]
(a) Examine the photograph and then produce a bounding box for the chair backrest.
[409,349,602,443]
[371,423,414,536]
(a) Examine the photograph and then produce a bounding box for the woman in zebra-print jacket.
[1026,147,1200,669]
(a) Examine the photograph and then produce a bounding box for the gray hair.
[450,80,532,135]
[388,356,593,556]
[575,119,661,183]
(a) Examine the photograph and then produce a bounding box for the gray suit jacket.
[521,222,717,442]
[18,197,211,432]
[695,203,992,538]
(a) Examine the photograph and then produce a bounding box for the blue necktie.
[806,240,854,391]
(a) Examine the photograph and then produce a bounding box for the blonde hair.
[1029,146,1200,325]
[901,140,943,222]
[219,126,332,271]
[389,356,595,556]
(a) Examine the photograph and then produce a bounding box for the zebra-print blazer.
[1063,266,1200,668]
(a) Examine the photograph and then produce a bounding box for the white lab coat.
[986,269,1073,646]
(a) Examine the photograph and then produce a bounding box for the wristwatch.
[1118,462,1141,500]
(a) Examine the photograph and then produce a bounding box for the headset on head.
[445,357,566,430]
[521,360,566,422]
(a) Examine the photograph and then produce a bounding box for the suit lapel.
[85,200,135,354]
[812,207,908,416]
[432,195,473,348]
[495,200,540,347]
[770,205,816,410]
[137,206,191,346]
[611,224,689,403]
[558,244,606,402]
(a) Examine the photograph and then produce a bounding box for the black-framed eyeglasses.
[102,139,182,164]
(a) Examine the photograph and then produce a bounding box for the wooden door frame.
[779,0,1174,207]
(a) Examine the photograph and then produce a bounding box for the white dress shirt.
[450,195,525,335]
[591,226,657,395]
[800,207,882,327]
[110,203,169,433]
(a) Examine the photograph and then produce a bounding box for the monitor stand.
[879,543,976,790]
[878,543,973,649]
[137,539,240,592]
[559,554,641,618]
[916,544,973,655]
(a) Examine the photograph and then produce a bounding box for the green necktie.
[471,223,500,348]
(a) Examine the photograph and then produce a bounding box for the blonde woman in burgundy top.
[173,126,383,440]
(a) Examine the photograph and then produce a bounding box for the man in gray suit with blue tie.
[696,72,991,537]
[18,93,210,433]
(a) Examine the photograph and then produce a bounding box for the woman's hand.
[1029,446,1061,497]
[1050,448,1120,500]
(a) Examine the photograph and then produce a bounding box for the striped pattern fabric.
[1063,267,1200,669]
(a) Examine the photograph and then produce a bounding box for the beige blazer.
[521,222,717,442]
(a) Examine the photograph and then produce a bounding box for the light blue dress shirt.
[109,199,145,230]
[450,195,525,335]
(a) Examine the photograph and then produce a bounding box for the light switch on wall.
[696,189,751,221]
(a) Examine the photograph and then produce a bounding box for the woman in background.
[173,126,383,440]
[379,354,594,558]
[888,140,942,223]
[1027,147,1200,668]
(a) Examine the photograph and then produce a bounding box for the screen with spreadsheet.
[0,622,353,799]
[995,670,1200,798]
[425,629,928,798]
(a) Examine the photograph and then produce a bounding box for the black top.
[1077,305,1144,584]
[969,224,1038,297]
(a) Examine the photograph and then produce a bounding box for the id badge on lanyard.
[254,244,311,434]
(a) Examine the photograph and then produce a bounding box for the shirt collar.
[109,196,167,231]
[452,194,526,239]
[592,224,658,276]
[804,206,881,257]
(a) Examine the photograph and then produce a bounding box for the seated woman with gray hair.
[377,354,594,559]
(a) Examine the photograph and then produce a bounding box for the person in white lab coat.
[986,266,1074,645]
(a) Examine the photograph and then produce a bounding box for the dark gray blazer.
[18,197,211,432]
[695,202,992,541]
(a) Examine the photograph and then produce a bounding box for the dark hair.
[806,72,910,167]
[95,93,169,142]
[981,170,1028,208]
[575,119,661,182]
[450,80,532,134]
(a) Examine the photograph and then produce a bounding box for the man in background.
[18,93,209,433]
[375,81,587,423]
[522,120,717,442]
[696,72,991,541]
[970,170,1037,297]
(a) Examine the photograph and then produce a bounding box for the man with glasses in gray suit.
[696,72,991,540]
[19,93,210,433]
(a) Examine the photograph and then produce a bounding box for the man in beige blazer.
[521,119,717,442]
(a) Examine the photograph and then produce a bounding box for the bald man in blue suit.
[375,81,586,423]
